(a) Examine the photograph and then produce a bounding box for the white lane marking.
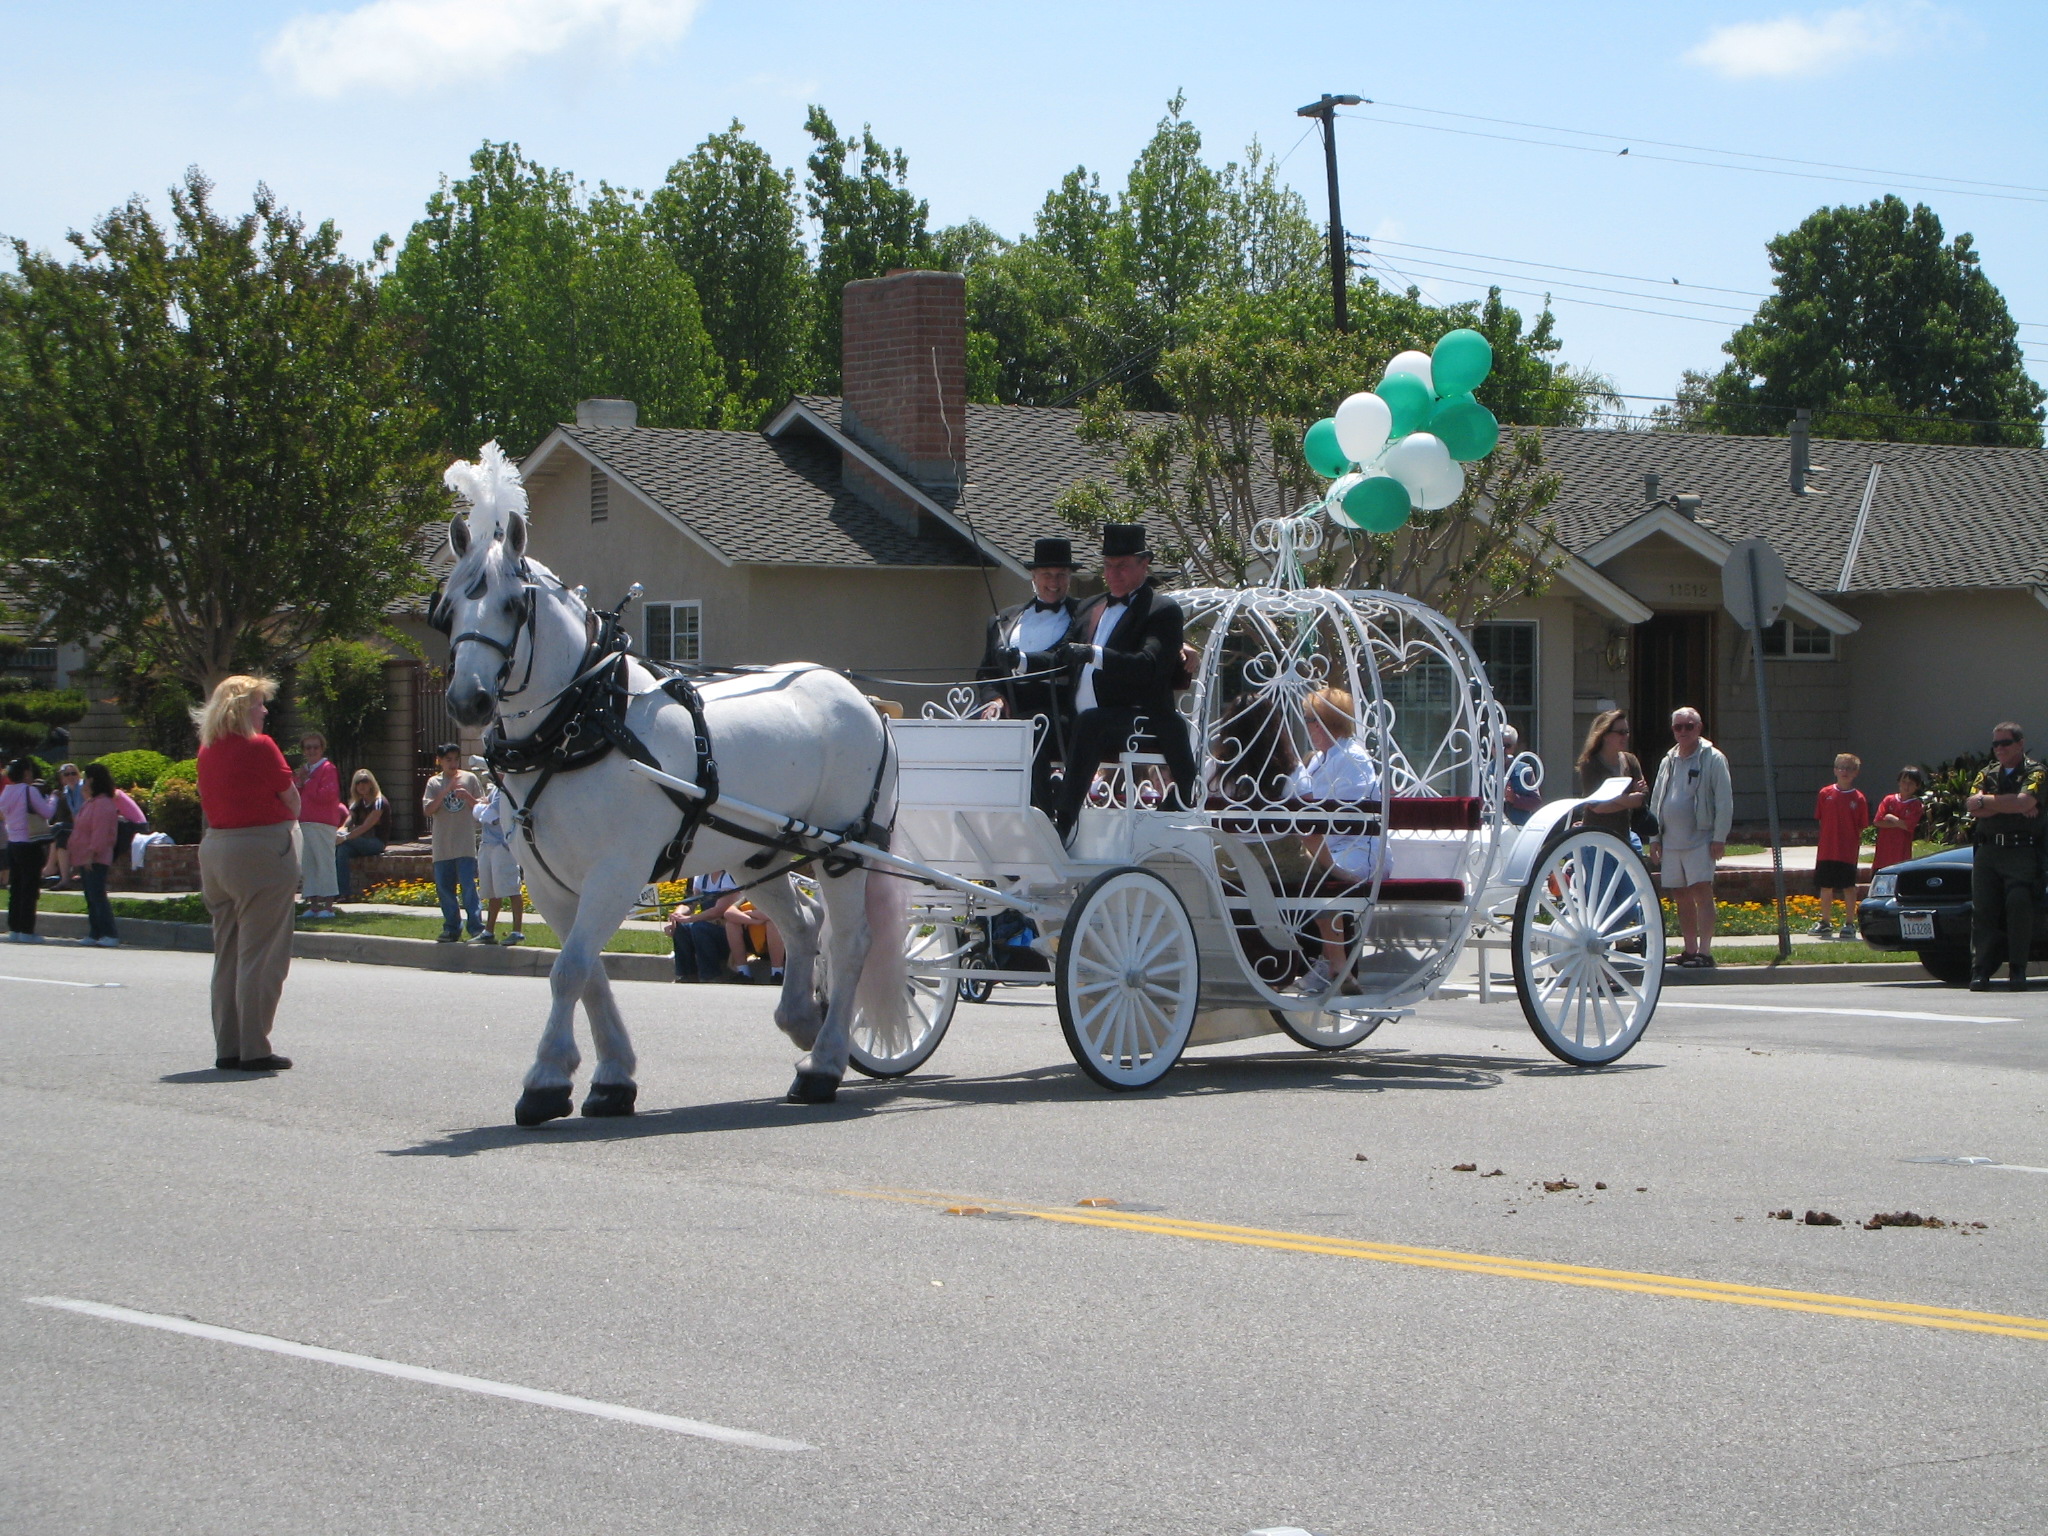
[1658,1000,2019,1024]
[0,974,123,988]
[26,1297,812,1452]
[1906,1156,2048,1176]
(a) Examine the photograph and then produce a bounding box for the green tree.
[384,142,718,454]
[295,637,389,778]
[803,106,933,390]
[649,121,815,423]
[1697,195,2043,446]
[0,170,442,696]
[1052,295,1569,626]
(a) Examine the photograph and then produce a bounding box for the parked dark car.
[1857,845,2048,983]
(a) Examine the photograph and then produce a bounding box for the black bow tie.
[1104,595,1129,608]
[1029,599,1064,612]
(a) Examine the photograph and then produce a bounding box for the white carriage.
[849,578,1666,1089]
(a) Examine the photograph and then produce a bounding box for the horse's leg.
[515,860,640,1127]
[578,965,638,1118]
[787,869,867,1103]
[748,875,821,1051]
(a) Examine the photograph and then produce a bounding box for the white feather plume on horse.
[442,440,526,547]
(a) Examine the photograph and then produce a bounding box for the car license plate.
[1901,911,1937,942]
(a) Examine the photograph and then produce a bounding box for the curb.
[31,911,676,985]
[1663,961,1928,985]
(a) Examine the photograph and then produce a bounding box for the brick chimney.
[840,270,966,530]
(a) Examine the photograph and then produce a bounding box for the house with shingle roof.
[516,267,2048,829]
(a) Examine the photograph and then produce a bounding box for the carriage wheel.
[1057,868,1201,1091]
[848,920,959,1079]
[1511,829,1663,1065]
[1272,1007,1391,1052]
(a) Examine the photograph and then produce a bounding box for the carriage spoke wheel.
[1511,829,1663,1065]
[1273,1006,1391,1052]
[848,920,959,1079]
[1057,868,1201,1090]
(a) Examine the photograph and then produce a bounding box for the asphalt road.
[4,945,2045,1536]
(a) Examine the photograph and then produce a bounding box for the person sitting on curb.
[665,871,743,983]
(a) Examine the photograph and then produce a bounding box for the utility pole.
[1296,94,1363,333]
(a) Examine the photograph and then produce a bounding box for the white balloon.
[1333,391,1392,464]
[1383,349,1434,394]
[1381,431,1452,496]
[1323,472,1363,522]
[1413,457,1467,511]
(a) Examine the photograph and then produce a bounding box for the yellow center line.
[840,1188,2048,1343]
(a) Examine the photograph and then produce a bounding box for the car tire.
[1916,950,1972,985]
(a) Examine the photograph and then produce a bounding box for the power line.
[1355,245,1756,316]
[1359,258,1743,327]
[1366,237,1767,300]
[1357,96,2048,198]
[1335,110,2048,208]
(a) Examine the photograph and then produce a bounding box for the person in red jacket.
[1872,766,1928,874]
[1814,752,1871,937]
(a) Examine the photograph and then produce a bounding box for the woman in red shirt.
[195,675,301,1072]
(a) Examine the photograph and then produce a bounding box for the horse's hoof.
[514,1085,574,1126]
[582,1081,637,1118]
[785,1069,840,1104]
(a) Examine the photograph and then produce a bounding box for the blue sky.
[6,1,2044,410]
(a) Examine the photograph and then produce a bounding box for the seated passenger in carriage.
[1049,524,1200,840]
[975,537,1080,815]
[1290,687,1385,993]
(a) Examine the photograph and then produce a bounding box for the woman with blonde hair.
[194,675,300,1072]
[334,768,388,901]
[1289,686,1383,992]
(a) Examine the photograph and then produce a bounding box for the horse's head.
[434,443,540,728]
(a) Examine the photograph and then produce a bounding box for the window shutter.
[590,467,609,523]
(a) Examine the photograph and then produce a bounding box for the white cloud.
[266,0,701,98]
[1684,2,1941,80]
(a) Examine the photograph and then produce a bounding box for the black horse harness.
[432,571,891,891]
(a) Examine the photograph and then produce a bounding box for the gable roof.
[1536,429,2048,596]
[526,421,984,569]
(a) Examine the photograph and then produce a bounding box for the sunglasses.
[1994,738,2019,748]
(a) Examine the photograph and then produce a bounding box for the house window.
[1759,618,1834,658]
[590,466,609,523]
[5,646,58,677]
[1473,621,1538,748]
[643,601,701,664]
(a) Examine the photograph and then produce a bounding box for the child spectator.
[69,762,123,946]
[1872,767,1928,874]
[1813,752,1870,937]
[472,781,526,945]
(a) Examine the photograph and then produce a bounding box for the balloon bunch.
[1302,329,1501,534]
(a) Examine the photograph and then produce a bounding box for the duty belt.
[1982,832,2042,848]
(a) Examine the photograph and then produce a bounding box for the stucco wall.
[1843,589,2048,780]
[1711,625,1849,826]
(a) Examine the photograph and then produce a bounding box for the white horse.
[436,444,905,1124]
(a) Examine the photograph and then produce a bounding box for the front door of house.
[1632,612,1716,769]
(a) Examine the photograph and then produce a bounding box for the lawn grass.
[1721,840,1947,861]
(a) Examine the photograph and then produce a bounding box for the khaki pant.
[201,823,300,1061]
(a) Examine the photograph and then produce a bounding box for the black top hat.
[1025,537,1077,569]
[1099,523,1150,559]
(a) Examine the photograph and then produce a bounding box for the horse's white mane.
[444,440,527,547]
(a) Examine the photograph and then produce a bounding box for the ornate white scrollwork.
[921,684,983,721]
[1249,507,1327,592]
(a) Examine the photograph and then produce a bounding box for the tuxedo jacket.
[1064,580,1185,716]
[976,597,1078,719]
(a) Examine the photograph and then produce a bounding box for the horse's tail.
[852,869,909,1041]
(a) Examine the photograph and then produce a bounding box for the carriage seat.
[1204,794,1483,837]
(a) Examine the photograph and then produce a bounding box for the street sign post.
[1723,537,1792,962]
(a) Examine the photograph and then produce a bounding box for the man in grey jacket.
[1647,706,1733,968]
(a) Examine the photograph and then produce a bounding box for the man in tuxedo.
[975,536,1080,814]
[1050,524,1200,839]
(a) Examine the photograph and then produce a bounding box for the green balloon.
[1429,394,1500,462]
[1303,417,1351,478]
[1340,474,1413,534]
[1374,372,1433,439]
[1431,328,1493,397]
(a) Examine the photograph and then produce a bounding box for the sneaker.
[1808,921,1835,937]
[503,931,526,947]
[9,932,44,944]
[1300,957,1335,994]
[436,931,460,943]
[96,936,120,948]
[474,933,497,945]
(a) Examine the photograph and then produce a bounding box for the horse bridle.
[431,558,543,703]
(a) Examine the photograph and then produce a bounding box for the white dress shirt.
[1073,595,1130,714]
[1007,601,1070,664]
